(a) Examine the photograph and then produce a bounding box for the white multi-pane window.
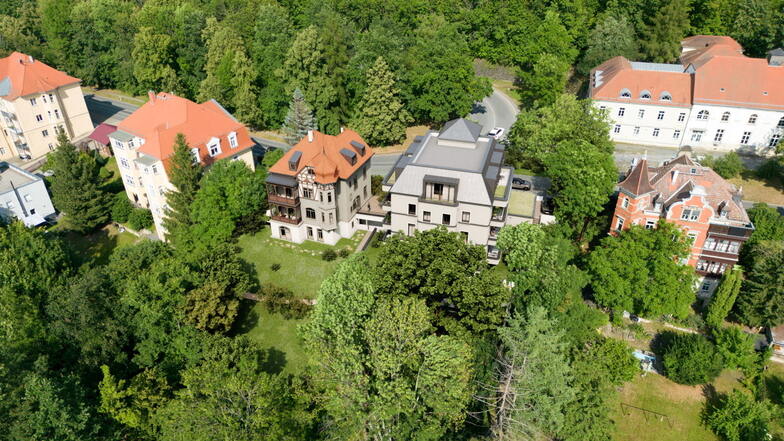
[120,158,130,169]
[229,132,238,148]
[748,114,757,124]
[613,125,621,134]
[681,207,701,221]
[740,131,751,144]
[714,129,724,142]
[652,128,660,137]
[721,112,730,122]
[678,113,686,122]
[633,126,640,135]
[673,130,681,139]
[770,133,781,147]
[657,111,665,120]
[696,110,709,120]
[637,109,645,118]
[618,107,625,117]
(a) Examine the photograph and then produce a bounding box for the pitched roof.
[88,123,117,145]
[116,92,253,166]
[619,158,655,196]
[0,52,80,100]
[439,118,481,142]
[590,56,692,107]
[268,130,373,184]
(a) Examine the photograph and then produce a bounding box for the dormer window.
[228,131,238,148]
[697,110,709,120]
[640,90,651,100]
[191,148,200,164]
[660,92,672,101]
[619,88,631,98]
[208,137,221,157]
[340,148,357,165]
[288,150,302,171]
[350,140,366,156]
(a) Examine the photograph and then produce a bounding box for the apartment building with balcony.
[590,36,784,155]
[613,153,754,293]
[266,129,374,245]
[110,92,255,238]
[381,119,521,264]
[0,52,93,161]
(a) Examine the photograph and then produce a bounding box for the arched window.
[697,110,709,120]
[640,90,651,99]
[619,88,631,98]
[778,116,784,128]
[721,112,730,122]
[659,92,672,101]
[748,114,758,124]
[305,208,316,219]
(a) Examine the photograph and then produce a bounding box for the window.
[423,211,431,222]
[29,98,36,106]
[617,107,625,117]
[47,110,52,120]
[690,130,704,142]
[748,114,758,124]
[303,188,313,199]
[209,141,221,156]
[442,213,451,225]
[697,110,709,120]
[125,176,135,186]
[619,89,631,98]
[47,143,53,151]
[687,232,698,243]
[228,133,238,148]
[151,164,159,175]
[770,133,781,147]
[660,92,672,101]
[305,208,316,219]
[640,90,651,99]
[329,212,333,223]
[23,194,32,202]
[48,93,54,102]
[599,105,606,111]
[120,158,130,169]
[714,129,724,142]
[408,204,416,215]
[5,201,14,210]
[728,242,740,254]
[778,117,784,128]
[645,219,656,229]
[622,197,629,208]
[317,229,323,240]
[740,131,751,145]
[657,111,665,120]
[637,109,645,118]
[716,240,730,252]
[615,216,625,231]
[704,237,716,250]
[327,192,332,203]
[652,128,660,137]
[673,130,681,139]
[461,211,470,223]
[697,260,708,271]
[35,114,42,122]
[433,183,443,196]
[29,208,35,215]
[54,109,59,119]
[41,129,48,137]
[721,112,730,122]
[613,124,621,134]
[190,148,200,164]
[307,227,313,238]
[678,112,686,122]
[42,94,47,103]
[633,126,640,135]
[128,139,135,148]
[681,207,701,221]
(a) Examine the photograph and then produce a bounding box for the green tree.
[350,56,411,146]
[704,390,772,441]
[281,89,317,145]
[714,326,757,371]
[98,365,171,435]
[491,306,575,440]
[587,222,696,318]
[373,227,509,335]
[39,0,73,68]
[163,133,204,247]
[730,0,778,57]
[131,26,176,94]
[706,268,743,328]
[661,332,724,385]
[229,50,261,128]
[701,152,744,179]
[111,192,133,223]
[198,17,244,106]
[171,2,207,99]
[740,203,784,267]
[578,14,639,74]
[639,0,690,62]
[250,3,293,128]
[518,53,570,109]
[735,241,784,328]
[48,131,111,232]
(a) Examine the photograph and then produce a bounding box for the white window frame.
[652,128,660,137]
[721,112,730,122]
[748,114,757,124]
[637,109,645,119]
[35,114,42,122]
[740,131,751,145]
[613,124,621,134]
[657,111,665,120]
[673,130,681,139]
[190,148,200,164]
[120,158,130,169]
[633,126,640,135]
[208,137,221,157]
[228,131,238,148]
[617,107,625,117]
[29,98,36,106]
[714,129,724,142]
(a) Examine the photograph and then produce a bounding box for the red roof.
[88,123,117,145]
[269,130,373,184]
[0,52,80,100]
[117,92,254,167]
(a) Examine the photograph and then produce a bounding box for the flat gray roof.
[411,132,494,172]
[0,162,37,194]
[110,129,135,142]
[134,154,158,167]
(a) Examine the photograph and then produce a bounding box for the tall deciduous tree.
[578,14,639,74]
[735,241,784,328]
[704,390,772,441]
[131,26,176,94]
[490,306,575,440]
[706,267,743,328]
[740,203,784,267]
[350,56,411,146]
[162,134,203,248]
[198,17,244,106]
[518,53,570,109]
[228,50,261,128]
[48,131,110,232]
[251,3,293,128]
[587,222,696,318]
[639,0,690,62]
[281,89,317,145]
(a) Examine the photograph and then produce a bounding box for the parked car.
[511,177,531,191]
[541,197,555,215]
[488,127,505,139]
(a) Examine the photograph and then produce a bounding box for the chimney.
[672,170,679,183]
[307,130,313,142]
[148,90,156,103]
[340,127,344,133]
[27,55,33,63]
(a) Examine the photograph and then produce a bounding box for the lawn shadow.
[230,298,260,336]
[261,347,287,375]
[765,374,784,406]
[56,227,118,267]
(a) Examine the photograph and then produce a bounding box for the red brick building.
[612,154,754,291]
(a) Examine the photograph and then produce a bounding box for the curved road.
[369,88,520,176]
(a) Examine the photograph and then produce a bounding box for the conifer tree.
[706,267,743,328]
[230,50,261,128]
[351,57,411,146]
[162,134,203,247]
[639,0,690,62]
[281,89,316,145]
[48,130,110,232]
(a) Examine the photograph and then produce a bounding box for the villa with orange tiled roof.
[110,91,255,238]
[613,153,755,294]
[0,52,93,161]
[590,36,784,154]
[266,129,375,245]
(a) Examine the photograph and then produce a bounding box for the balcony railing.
[271,215,301,225]
[269,193,299,206]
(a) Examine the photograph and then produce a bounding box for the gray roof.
[266,172,297,187]
[0,77,10,97]
[439,118,481,143]
[109,129,135,142]
[134,154,158,167]
[630,62,685,73]
[410,131,495,172]
[768,48,784,56]
[0,162,37,194]
[390,165,492,205]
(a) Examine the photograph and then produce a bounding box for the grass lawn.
[729,170,784,205]
[513,167,545,177]
[372,125,431,153]
[237,228,365,299]
[58,224,139,266]
[233,301,309,374]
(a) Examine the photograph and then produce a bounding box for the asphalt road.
[84,94,139,126]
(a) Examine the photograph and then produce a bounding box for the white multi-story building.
[590,36,784,155]
[0,161,55,226]
[110,92,255,238]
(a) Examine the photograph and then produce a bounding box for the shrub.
[128,208,154,231]
[704,390,771,441]
[756,157,783,181]
[111,193,134,223]
[261,284,311,319]
[713,326,756,371]
[270,263,281,272]
[371,174,384,195]
[338,248,350,258]
[98,166,112,181]
[370,234,382,248]
[322,249,337,261]
[660,333,724,385]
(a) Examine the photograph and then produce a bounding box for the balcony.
[271,215,301,225]
[268,193,299,206]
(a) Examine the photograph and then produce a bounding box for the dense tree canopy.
[735,241,784,328]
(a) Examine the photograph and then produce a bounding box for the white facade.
[0,163,55,225]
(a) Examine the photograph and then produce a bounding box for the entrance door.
[279,226,289,240]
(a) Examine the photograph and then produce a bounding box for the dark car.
[511,177,531,191]
[541,197,555,215]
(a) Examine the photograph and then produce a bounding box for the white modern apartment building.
[0,161,55,226]
[590,36,784,155]
[0,52,93,161]
[110,92,255,238]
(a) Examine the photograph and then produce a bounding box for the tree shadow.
[260,347,287,375]
[764,374,784,406]
[230,298,260,336]
[84,94,126,126]
[470,102,488,116]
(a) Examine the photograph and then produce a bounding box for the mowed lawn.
[234,302,309,374]
[57,224,139,266]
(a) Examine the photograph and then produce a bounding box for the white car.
[488,127,505,139]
